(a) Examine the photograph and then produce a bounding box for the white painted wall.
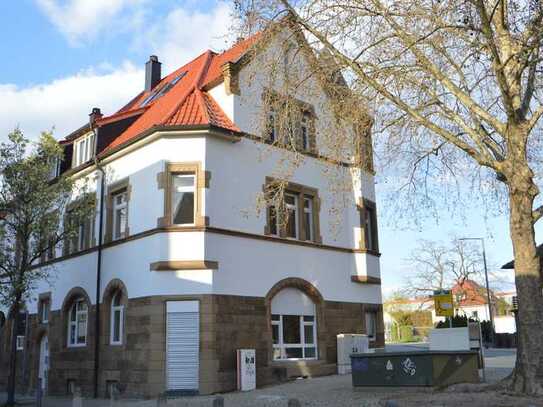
[206,232,382,304]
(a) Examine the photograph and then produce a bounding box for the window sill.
[270,359,323,367]
[67,343,87,349]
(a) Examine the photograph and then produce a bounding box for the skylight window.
[139,71,187,107]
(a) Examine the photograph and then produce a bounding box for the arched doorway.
[38,335,49,394]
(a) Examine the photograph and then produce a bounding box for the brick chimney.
[89,107,103,125]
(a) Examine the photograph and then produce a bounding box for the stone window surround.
[262,88,317,154]
[105,178,132,244]
[264,177,322,244]
[356,198,379,254]
[157,162,210,228]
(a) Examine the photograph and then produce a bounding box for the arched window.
[110,291,124,345]
[68,298,87,347]
[271,288,317,360]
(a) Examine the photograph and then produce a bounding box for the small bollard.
[288,398,301,407]
[213,396,224,407]
[156,393,167,406]
[72,386,83,407]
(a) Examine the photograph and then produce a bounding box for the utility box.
[351,350,479,387]
[237,349,256,391]
[337,334,369,374]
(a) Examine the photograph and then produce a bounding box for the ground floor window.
[271,287,317,360]
[365,311,377,341]
[272,314,317,359]
[68,299,88,347]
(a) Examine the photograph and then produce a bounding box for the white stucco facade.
[25,32,382,318]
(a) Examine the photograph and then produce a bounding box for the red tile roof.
[89,35,258,154]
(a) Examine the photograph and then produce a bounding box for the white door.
[166,301,199,392]
[38,335,49,393]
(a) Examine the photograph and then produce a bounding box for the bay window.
[158,163,208,228]
[68,299,87,347]
[171,174,195,225]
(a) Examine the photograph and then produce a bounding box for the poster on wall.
[237,349,256,391]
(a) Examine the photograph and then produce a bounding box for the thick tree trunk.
[6,299,20,406]
[508,182,543,394]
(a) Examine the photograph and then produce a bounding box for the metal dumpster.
[351,350,479,387]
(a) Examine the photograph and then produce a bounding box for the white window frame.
[365,311,377,342]
[272,314,317,361]
[110,292,124,346]
[16,335,25,351]
[41,300,50,324]
[112,190,128,240]
[303,196,313,241]
[171,173,196,226]
[68,299,88,348]
[73,133,95,167]
[284,192,299,239]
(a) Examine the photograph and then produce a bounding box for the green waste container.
[351,350,479,387]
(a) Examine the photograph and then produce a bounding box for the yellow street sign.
[433,290,454,317]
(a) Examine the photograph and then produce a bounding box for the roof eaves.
[98,124,241,161]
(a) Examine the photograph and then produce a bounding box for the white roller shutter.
[166,301,199,392]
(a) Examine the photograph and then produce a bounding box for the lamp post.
[459,237,495,347]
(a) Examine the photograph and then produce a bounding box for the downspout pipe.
[90,117,105,399]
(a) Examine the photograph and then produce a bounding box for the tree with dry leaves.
[403,238,485,296]
[235,0,543,394]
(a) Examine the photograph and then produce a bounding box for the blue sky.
[0,0,533,296]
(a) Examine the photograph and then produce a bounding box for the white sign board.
[237,349,256,391]
[429,327,470,351]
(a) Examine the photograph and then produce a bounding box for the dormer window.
[73,133,95,167]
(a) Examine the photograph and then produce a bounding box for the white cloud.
[0,63,142,142]
[1,2,236,143]
[142,1,235,74]
[35,0,147,45]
